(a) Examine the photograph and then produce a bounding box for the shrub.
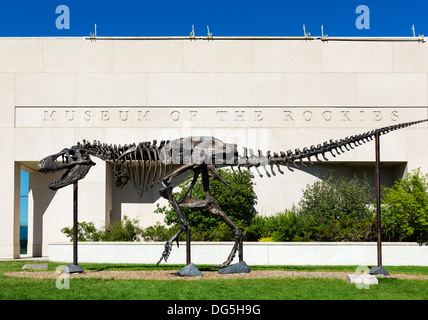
[302,214,376,242]
[298,172,375,222]
[102,216,144,241]
[257,237,274,242]
[141,221,249,242]
[246,210,306,242]
[297,172,377,241]
[155,168,257,241]
[61,221,103,242]
[61,216,144,242]
[141,222,178,242]
[381,168,428,242]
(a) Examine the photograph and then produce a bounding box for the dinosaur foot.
[156,242,173,266]
[218,261,251,274]
[213,258,235,268]
[156,223,188,266]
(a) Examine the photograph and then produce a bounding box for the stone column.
[0,158,21,258]
[0,74,19,258]
[78,157,108,230]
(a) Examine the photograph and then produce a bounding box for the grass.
[1,261,428,300]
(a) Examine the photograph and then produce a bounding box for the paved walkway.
[0,255,48,261]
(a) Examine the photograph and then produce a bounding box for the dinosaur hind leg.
[156,163,198,266]
[200,165,243,268]
[157,185,190,266]
[207,201,243,268]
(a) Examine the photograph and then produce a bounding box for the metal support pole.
[65,182,83,273]
[375,133,382,267]
[369,133,389,275]
[176,226,202,276]
[73,182,78,265]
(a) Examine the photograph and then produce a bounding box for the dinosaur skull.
[37,146,96,190]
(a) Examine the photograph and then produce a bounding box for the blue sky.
[0,0,427,37]
[20,171,29,226]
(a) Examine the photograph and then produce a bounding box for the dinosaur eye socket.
[81,153,90,160]
[66,150,78,161]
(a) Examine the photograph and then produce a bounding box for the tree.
[297,172,376,241]
[382,168,428,242]
[298,172,375,222]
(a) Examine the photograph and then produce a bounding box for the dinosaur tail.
[238,118,428,172]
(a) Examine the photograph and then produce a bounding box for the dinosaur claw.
[157,242,173,266]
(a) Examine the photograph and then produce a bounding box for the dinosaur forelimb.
[156,223,188,266]
[158,185,191,265]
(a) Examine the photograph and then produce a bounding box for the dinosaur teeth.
[45,168,70,186]
[49,176,67,185]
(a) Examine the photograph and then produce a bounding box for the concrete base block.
[22,263,48,270]
[175,263,203,277]
[347,274,379,285]
[64,264,84,274]
[368,266,390,276]
[218,261,251,274]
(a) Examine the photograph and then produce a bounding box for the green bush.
[61,216,144,242]
[303,214,377,242]
[298,172,375,222]
[141,222,178,241]
[297,173,377,241]
[155,168,257,241]
[61,221,103,241]
[102,216,144,241]
[141,221,240,242]
[381,168,428,242]
[246,210,306,242]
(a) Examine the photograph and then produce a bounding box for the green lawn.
[1,261,428,300]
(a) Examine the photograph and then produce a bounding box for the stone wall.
[49,241,428,266]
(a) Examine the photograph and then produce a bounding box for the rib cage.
[77,118,428,196]
[79,139,173,197]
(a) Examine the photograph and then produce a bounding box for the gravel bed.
[5,270,428,280]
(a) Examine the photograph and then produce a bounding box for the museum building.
[1,36,427,259]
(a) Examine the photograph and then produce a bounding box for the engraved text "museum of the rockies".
[42,109,400,123]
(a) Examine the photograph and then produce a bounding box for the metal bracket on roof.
[303,24,311,39]
[320,25,328,42]
[89,24,97,41]
[207,25,213,40]
[190,25,196,40]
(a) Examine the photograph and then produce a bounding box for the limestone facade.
[1,37,427,258]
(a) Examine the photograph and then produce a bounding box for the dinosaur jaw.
[47,166,89,190]
[38,163,93,190]
[47,167,72,190]
[38,147,95,190]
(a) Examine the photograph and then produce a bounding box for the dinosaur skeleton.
[37,119,427,267]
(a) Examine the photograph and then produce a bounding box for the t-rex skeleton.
[37,119,427,267]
